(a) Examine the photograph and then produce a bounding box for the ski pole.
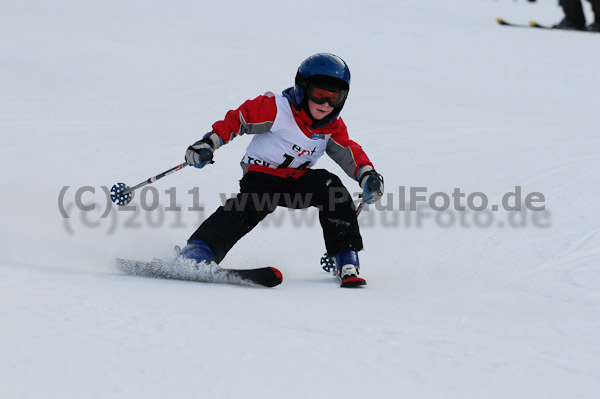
[110,148,213,206]
[320,198,366,272]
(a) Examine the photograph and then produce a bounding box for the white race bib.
[242,94,330,170]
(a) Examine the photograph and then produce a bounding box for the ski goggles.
[306,85,348,107]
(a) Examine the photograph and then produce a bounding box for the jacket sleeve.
[210,93,277,148]
[326,118,375,182]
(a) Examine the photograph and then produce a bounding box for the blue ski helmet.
[290,53,351,107]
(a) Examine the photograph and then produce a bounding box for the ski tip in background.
[497,17,589,32]
[529,21,548,29]
[496,18,549,30]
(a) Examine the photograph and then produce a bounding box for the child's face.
[307,99,334,121]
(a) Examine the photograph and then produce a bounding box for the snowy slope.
[1,0,599,398]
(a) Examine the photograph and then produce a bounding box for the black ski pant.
[188,169,363,264]
[560,0,600,26]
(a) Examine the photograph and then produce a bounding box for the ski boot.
[334,249,366,288]
[178,239,216,266]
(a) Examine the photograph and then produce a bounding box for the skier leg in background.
[553,0,587,30]
[588,0,600,31]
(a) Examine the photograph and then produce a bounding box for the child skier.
[180,53,384,287]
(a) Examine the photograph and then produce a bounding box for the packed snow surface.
[1,1,599,398]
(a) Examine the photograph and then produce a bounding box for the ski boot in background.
[552,17,586,31]
[588,21,600,32]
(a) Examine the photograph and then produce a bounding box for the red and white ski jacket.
[203,92,375,181]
